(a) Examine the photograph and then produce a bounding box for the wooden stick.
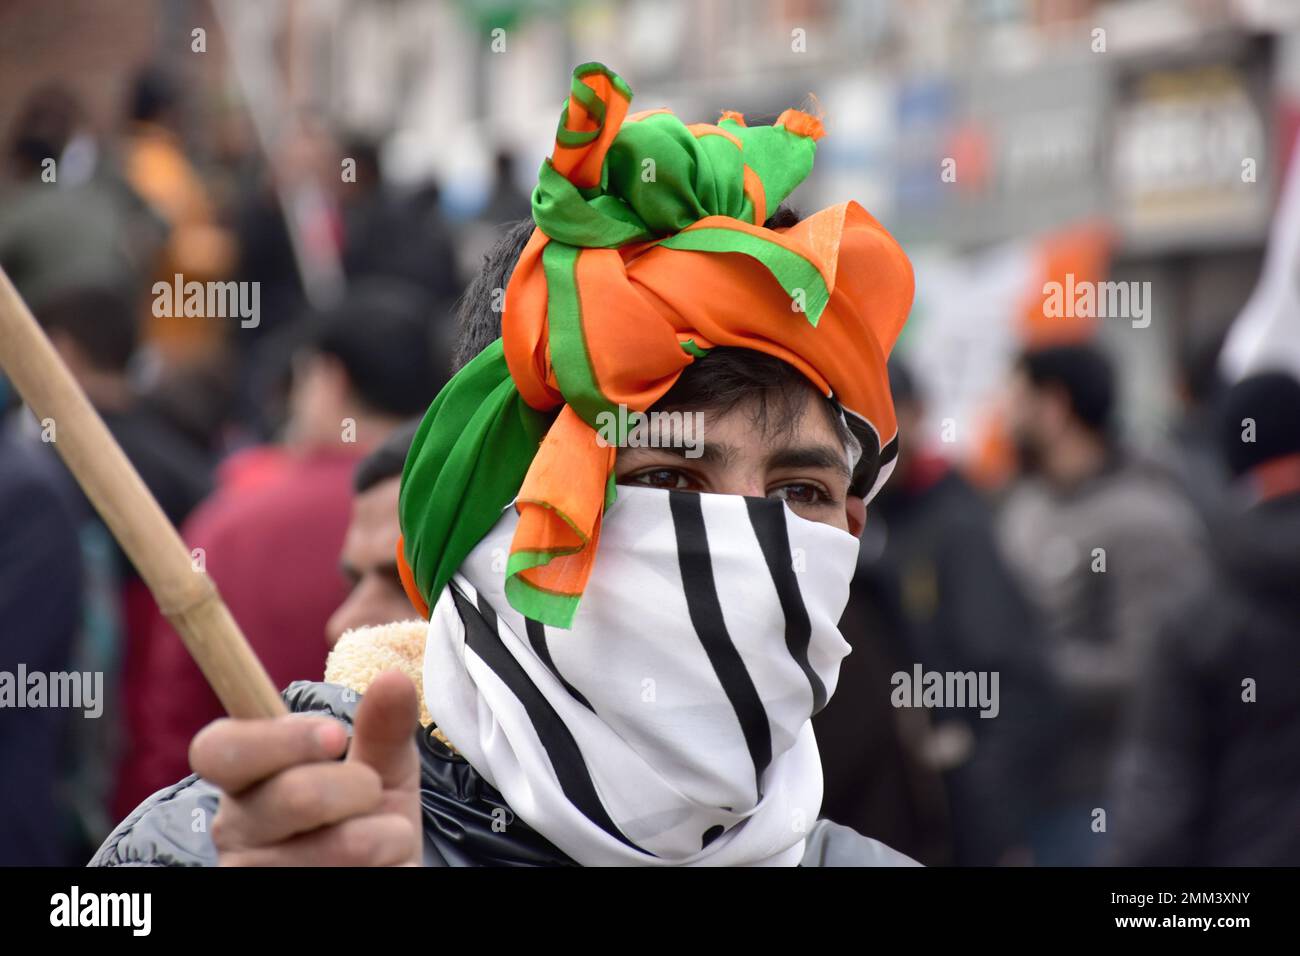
[0,266,287,719]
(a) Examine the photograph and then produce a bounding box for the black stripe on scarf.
[452,584,650,856]
[744,497,828,714]
[669,492,772,796]
[524,617,596,712]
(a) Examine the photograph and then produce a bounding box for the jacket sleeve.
[88,681,349,868]
[800,819,923,867]
[88,773,221,867]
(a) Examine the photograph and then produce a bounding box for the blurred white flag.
[1222,129,1300,381]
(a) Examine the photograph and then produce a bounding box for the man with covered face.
[93,64,918,868]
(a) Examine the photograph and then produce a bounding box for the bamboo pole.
[0,266,286,719]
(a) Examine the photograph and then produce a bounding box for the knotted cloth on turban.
[398,62,913,628]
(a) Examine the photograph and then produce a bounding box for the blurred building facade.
[11,0,1289,447]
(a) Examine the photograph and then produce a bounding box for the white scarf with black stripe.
[421,485,858,866]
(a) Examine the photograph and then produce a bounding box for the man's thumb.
[348,670,420,790]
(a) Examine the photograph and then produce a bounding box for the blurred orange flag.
[1018,221,1113,348]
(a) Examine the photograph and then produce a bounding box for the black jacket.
[90,682,918,867]
[1107,492,1300,865]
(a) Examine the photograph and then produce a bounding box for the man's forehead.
[706,390,850,452]
[355,476,402,517]
[656,384,830,435]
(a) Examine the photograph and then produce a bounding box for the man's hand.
[190,670,423,866]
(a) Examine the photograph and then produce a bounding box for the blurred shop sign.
[1112,56,1271,250]
[805,72,896,221]
[893,60,1109,245]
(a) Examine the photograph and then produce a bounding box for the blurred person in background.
[1108,371,1300,866]
[30,286,214,851]
[120,68,237,368]
[325,419,422,649]
[338,135,460,307]
[817,360,1056,865]
[230,162,307,359]
[997,343,1210,865]
[453,147,535,289]
[480,147,532,227]
[229,108,347,441]
[0,430,84,865]
[115,68,247,460]
[34,287,214,527]
[1159,328,1232,521]
[112,285,444,819]
[0,85,160,314]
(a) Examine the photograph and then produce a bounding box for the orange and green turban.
[398,62,913,628]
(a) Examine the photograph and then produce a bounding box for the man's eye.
[629,469,693,490]
[771,483,828,505]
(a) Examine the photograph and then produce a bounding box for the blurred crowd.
[817,350,1300,866]
[2,54,1298,868]
[0,67,523,863]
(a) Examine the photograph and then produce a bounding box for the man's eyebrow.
[338,560,360,585]
[766,444,853,481]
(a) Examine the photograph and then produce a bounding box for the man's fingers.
[348,670,420,790]
[190,715,348,794]
[218,813,417,867]
[211,761,383,848]
[196,674,421,868]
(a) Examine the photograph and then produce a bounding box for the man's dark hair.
[354,417,421,493]
[1017,343,1116,435]
[35,286,138,373]
[307,283,444,419]
[449,206,879,493]
[451,218,535,372]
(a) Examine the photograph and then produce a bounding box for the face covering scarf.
[397,61,914,629]
[423,484,859,866]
